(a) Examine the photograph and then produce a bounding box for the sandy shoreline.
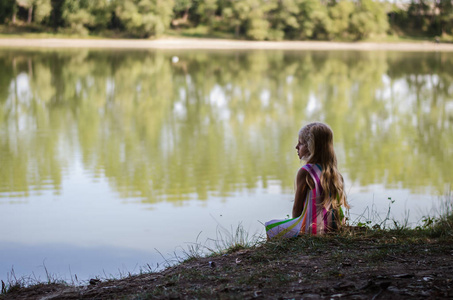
[1,37,453,51]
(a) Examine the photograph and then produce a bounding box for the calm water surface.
[0,49,452,283]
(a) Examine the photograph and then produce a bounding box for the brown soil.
[2,231,452,300]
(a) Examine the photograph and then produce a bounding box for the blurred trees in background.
[0,0,452,40]
[389,0,453,37]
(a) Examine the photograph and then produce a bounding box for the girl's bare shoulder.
[296,167,309,178]
[296,167,314,189]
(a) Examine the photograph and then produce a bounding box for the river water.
[0,49,452,283]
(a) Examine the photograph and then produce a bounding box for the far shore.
[1,37,453,51]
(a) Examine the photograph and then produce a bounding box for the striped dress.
[298,163,343,235]
[265,163,344,239]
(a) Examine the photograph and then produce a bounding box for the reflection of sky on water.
[0,242,161,284]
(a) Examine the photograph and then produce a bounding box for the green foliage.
[438,0,453,35]
[349,0,389,40]
[246,18,267,40]
[268,0,300,35]
[0,0,52,25]
[416,191,453,238]
[61,0,96,35]
[89,0,112,30]
[15,0,52,23]
[112,0,175,37]
[59,0,114,34]
[174,0,192,14]
[2,0,453,40]
[296,0,329,39]
[391,0,453,37]
[0,0,14,23]
[33,0,52,23]
[195,0,217,24]
[215,0,391,41]
[327,0,354,40]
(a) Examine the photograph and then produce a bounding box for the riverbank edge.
[1,226,452,300]
[1,37,453,51]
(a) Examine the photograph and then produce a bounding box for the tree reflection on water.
[0,49,452,203]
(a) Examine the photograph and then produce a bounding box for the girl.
[265,122,349,239]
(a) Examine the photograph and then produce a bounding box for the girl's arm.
[292,168,313,218]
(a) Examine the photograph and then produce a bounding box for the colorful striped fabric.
[265,163,344,239]
[265,214,304,239]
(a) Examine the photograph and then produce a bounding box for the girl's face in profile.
[295,134,309,160]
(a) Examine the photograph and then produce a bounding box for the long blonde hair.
[299,122,349,209]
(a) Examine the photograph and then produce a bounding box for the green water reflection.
[0,49,452,202]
